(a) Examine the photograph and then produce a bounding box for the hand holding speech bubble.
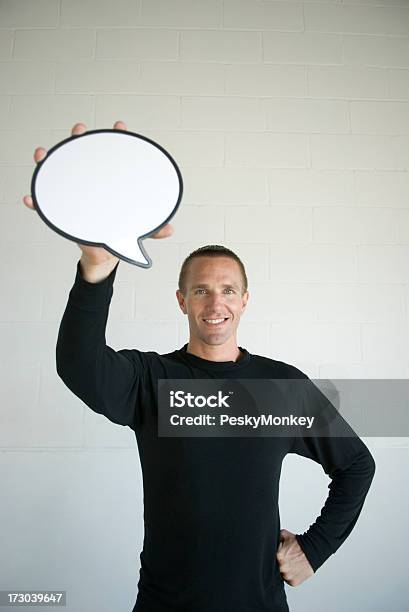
[30,128,183,268]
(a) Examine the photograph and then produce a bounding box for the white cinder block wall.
[0,1,408,610]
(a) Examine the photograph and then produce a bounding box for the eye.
[194,288,235,294]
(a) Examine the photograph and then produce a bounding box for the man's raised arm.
[55,257,147,429]
[22,119,174,429]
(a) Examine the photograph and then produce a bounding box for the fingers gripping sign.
[276,528,315,587]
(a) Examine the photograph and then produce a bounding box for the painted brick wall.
[0,2,407,611]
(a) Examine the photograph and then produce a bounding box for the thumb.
[280,528,291,541]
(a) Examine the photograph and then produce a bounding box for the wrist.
[79,257,119,283]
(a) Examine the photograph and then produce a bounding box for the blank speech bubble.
[31,128,183,268]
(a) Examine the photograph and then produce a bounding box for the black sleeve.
[288,376,376,574]
[55,259,150,430]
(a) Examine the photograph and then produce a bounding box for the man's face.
[176,256,249,347]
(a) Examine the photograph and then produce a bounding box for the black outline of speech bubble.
[30,128,183,268]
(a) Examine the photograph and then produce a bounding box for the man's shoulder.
[123,347,187,375]
[250,352,309,379]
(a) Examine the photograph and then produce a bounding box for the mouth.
[202,317,230,328]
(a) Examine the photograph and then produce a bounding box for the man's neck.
[186,341,243,363]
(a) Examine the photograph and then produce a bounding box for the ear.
[241,291,249,312]
[176,289,187,314]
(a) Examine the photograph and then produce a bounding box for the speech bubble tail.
[106,237,151,268]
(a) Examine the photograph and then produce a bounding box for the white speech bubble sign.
[31,129,183,267]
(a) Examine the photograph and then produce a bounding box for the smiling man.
[24,122,376,612]
[176,252,249,363]
[55,244,375,612]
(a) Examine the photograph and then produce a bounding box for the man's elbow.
[367,452,376,478]
[363,449,376,487]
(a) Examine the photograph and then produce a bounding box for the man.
[23,121,376,612]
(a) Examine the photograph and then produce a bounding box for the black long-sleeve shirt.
[56,260,376,612]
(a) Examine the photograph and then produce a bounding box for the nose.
[207,292,227,311]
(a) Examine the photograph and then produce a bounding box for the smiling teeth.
[205,319,225,324]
